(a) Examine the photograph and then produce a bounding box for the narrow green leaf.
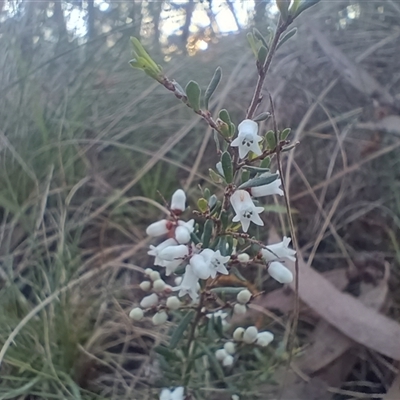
[190,232,202,245]
[169,311,195,348]
[246,32,259,58]
[220,211,229,231]
[155,345,182,361]
[253,112,271,122]
[238,172,279,189]
[202,219,214,248]
[243,165,271,173]
[1,377,40,399]
[199,343,225,381]
[218,235,228,256]
[221,152,233,184]
[253,28,269,50]
[185,80,201,112]
[226,235,234,254]
[130,37,160,72]
[241,169,250,184]
[266,130,277,150]
[257,45,268,64]
[231,266,247,281]
[280,127,291,140]
[276,28,298,51]
[210,286,247,294]
[204,67,222,110]
[213,130,221,153]
[294,0,321,17]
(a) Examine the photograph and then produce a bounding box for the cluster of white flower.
[215,341,236,367]
[233,326,274,347]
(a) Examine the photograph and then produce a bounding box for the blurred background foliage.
[1,0,400,399]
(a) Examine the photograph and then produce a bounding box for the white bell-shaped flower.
[250,175,284,197]
[173,265,200,300]
[158,244,189,276]
[148,238,177,266]
[171,189,186,213]
[200,249,230,278]
[160,387,184,400]
[230,190,264,232]
[256,331,274,347]
[146,219,170,237]
[268,261,293,284]
[190,254,211,279]
[175,219,195,244]
[261,236,296,262]
[231,119,263,159]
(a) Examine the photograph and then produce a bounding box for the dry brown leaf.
[286,256,400,360]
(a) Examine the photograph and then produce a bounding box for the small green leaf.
[190,232,202,245]
[253,28,269,50]
[276,0,291,21]
[241,169,250,184]
[209,168,223,184]
[220,211,229,231]
[277,28,298,51]
[266,130,277,150]
[238,172,279,190]
[202,219,214,248]
[257,45,268,64]
[169,311,195,349]
[219,109,231,125]
[282,142,299,152]
[253,112,271,122]
[229,122,236,136]
[226,235,234,255]
[204,67,222,110]
[208,194,218,209]
[243,165,271,173]
[130,37,161,73]
[280,127,291,140]
[203,187,211,200]
[218,236,228,256]
[210,286,247,294]
[155,345,182,361]
[294,0,321,17]
[246,32,259,58]
[197,198,208,213]
[221,152,233,184]
[185,80,201,112]
[260,156,271,169]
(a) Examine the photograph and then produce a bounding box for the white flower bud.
[166,296,181,310]
[152,311,168,326]
[129,307,143,321]
[268,261,293,284]
[233,327,245,341]
[215,348,228,361]
[243,326,258,344]
[224,341,236,355]
[233,304,247,315]
[139,281,152,291]
[232,395,240,400]
[222,355,234,367]
[175,225,191,244]
[171,189,186,212]
[149,270,161,281]
[159,245,189,261]
[153,279,166,292]
[144,268,153,275]
[146,219,169,237]
[140,293,159,309]
[174,276,182,285]
[237,253,250,263]
[236,289,252,304]
[256,331,274,347]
